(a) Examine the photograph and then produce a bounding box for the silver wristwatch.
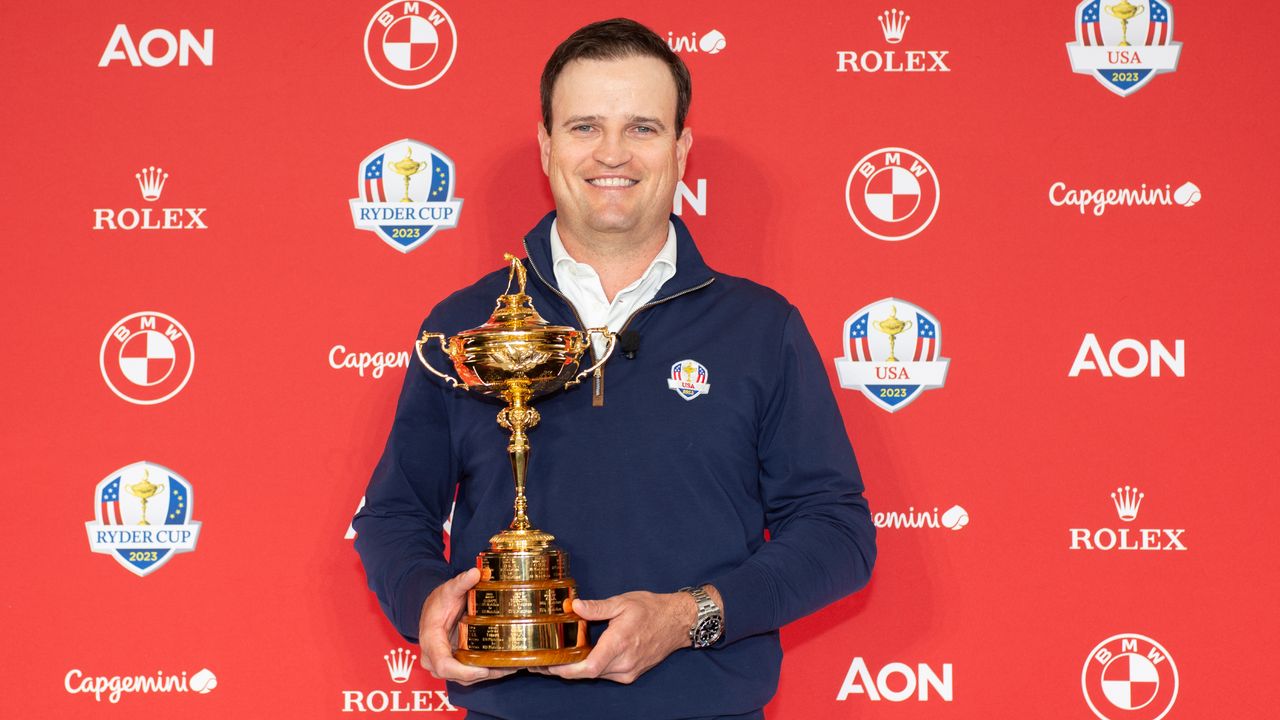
[679,585,724,648]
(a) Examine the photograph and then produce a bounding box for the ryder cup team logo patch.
[1082,634,1178,720]
[365,0,458,89]
[1067,0,1181,97]
[86,461,201,577]
[350,139,463,252]
[833,298,949,412]
[845,148,940,241]
[668,359,710,400]
[100,312,194,405]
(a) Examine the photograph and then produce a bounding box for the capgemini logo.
[667,29,727,55]
[878,9,910,43]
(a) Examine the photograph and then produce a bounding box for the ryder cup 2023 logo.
[1082,634,1178,720]
[834,299,949,412]
[846,148,939,241]
[86,461,201,577]
[350,139,463,252]
[100,312,194,405]
[365,1,457,89]
[1067,0,1181,96]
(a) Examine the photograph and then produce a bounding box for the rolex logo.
[878,8,910,44]
[383,648,415,684]
[1069,486,1185,552]
[135,166,169,201]
[837,8,950,73]
[93,165,207,231]
[1110,485,1144,521]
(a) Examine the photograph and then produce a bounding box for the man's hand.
[418,567,517,686]
[543,588,715,684]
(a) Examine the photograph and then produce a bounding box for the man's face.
[539,55,691,240]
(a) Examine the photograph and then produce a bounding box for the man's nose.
[592,129,631,167]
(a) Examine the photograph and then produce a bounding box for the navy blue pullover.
[354,213,876,719]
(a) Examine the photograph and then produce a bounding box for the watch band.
[679,585,724,648]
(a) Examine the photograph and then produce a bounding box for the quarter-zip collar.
[522,211,716,302]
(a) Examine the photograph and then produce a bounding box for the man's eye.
[572,125,594,133]
[633,126,655,135]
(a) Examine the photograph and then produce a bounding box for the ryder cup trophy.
[415,254,615,667]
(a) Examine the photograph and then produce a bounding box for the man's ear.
[537,121,551,176]
[676,127,693,179]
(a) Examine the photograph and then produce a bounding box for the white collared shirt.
[550,220,678,357]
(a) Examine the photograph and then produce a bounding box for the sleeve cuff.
[708,561,778,646]
[394,563,452,643]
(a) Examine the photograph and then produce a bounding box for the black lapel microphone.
[619,330,642,359]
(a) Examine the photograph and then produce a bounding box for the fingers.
[418,568,517,685]
[569,595,625,621]
[546,647,618,681]
[546,622,628,681]
[444,566,481,597]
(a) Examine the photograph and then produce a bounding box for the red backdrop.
[3,1,1278,718]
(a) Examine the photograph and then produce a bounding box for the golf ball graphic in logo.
[1173,181,1201,207]
[940,505,969,530]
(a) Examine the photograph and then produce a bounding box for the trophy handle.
[564,328,616,388]
[415,331,465,390]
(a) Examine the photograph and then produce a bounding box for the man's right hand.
[419,567,517,686]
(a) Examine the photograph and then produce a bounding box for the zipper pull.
[592,367,604,407]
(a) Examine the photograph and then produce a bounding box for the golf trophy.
[415,254,615,666]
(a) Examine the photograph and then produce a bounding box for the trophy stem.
[494,380,551,550]
[138,497,150,526]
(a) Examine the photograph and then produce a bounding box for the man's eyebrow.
[628,115,667,131]
[561,115,601,128]
[560,115,669,131]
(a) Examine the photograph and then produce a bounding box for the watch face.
[694,616,723,647]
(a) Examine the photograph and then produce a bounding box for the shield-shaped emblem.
[833,298,950,413]
[1066,0,1181,97]
[86,461,201,577]
[349,139,463,253]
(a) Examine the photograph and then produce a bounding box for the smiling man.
[355,18,876,720]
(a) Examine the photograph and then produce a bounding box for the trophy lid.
[455,254,577,339]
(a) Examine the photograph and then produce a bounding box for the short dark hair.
[540,18,692,135]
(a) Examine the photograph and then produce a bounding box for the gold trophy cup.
[1105,1,1145,46]
[126,470,165,526]
[873,306,913,363]
[415,254,615,667]
[391,146,427,203]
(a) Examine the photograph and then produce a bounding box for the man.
[355,18,875,720]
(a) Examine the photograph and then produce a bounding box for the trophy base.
[454,646,591,668]
[456,541,592,668]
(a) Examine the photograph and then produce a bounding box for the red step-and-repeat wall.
[3,1,1277,718]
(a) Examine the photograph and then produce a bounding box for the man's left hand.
[541,590,700,684]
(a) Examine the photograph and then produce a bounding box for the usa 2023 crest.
[85,461,201,577]
[833,298,949,413]
[349,139,463,253]
[1067,0,1181,96]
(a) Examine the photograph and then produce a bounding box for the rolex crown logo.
[135,166,169,202]
[384,648,416,684]
[1110,485,1144,521]
[878,8,910,44]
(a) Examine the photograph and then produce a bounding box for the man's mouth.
[587,177,638,188]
